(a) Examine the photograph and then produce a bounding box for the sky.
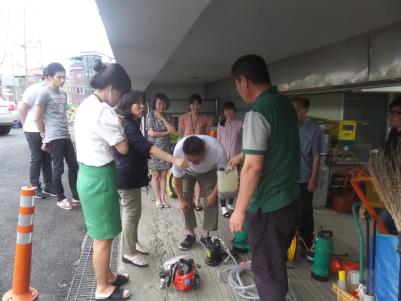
[0,0,113,76]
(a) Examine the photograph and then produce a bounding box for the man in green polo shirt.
[229,54,300,301]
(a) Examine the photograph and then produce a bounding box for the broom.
[368,143,401,300]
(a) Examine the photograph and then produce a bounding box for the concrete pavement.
[0,129,85,301]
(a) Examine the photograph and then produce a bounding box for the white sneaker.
[122,254,148,267]
[57,198,72,210]
[136,242,148,255]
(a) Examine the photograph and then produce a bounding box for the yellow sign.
[338,120,357,141]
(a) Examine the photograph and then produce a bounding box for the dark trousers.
[24,132,52,189]
[48,138,79,201]
[298,183,314,248]
[247,198,300,301]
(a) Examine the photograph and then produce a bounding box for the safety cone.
[2,186,38,301]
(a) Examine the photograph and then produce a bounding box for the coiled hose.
[214,237,297,301]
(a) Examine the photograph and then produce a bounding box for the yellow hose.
[287,235,298,262]
[166,169,176,197]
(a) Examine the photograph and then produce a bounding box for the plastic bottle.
[338,270,347,291]
[217,167,238,199]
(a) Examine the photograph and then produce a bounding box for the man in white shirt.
[173,135,228,250]
[19,68,54,199]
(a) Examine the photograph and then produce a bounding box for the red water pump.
[159,257,200,292]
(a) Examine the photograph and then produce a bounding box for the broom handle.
[366,216,370,295]
[398,232,401,301]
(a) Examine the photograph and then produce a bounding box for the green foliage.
[169,132,181,145]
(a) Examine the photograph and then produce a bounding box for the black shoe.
[34,189,47,199]
[200,236,211,248]
[43,188,57,197]
[179,235,196,250]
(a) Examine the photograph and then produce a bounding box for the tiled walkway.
[66,190,337,300]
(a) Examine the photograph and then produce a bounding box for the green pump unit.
[232,219,251,253]
[311,229,333,282]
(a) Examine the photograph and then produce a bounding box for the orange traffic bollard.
[2,186,38,301]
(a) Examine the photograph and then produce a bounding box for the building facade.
[68,51,114,106]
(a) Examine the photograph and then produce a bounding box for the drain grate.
[65,234,119,301]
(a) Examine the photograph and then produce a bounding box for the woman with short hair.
[114,91,187,268]
[146,93,175,208]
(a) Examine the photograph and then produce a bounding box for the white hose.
[214,237,297,301]
[218,261,259,300]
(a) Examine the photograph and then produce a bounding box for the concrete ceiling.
[96,0,211,89]
[96,0,401,90]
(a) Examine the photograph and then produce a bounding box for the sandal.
[112,273,129,286]
[155,200,163,208]
[194,205,203,211]
[95,286,131,300]
[122,254,148,267]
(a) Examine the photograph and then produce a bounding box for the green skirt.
[77,162,121,240]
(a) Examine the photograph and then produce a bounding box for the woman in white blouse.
[74,60,131,300]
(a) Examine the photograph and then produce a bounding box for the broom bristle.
[368,142,401,232]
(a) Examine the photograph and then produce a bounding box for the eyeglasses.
[388,111,401,115]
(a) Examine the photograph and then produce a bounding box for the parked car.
[0,98,19,135]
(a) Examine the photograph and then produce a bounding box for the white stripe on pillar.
[20,196,34,208]
[18,215,33,226]
[17,233,32,244]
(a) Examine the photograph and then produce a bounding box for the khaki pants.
[118,188,142,255]
[183,170,218,231]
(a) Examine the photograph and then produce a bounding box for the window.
[76,87,84,94]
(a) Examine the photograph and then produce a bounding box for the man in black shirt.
[385,97,401,158]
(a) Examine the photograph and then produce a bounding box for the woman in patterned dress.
[146,93,175,208]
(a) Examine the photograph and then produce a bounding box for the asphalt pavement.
[0,128,86,301]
